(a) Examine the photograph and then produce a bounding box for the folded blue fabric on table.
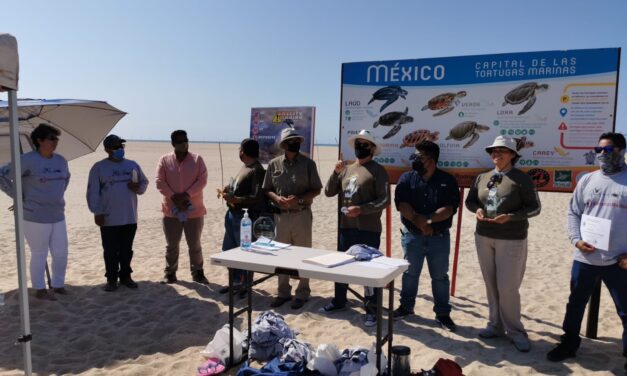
[346,244,383,261]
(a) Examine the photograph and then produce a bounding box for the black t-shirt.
[394,169,460,234]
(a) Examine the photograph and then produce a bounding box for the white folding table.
[210,246,408,374]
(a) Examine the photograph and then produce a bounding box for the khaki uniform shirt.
[262,153,323,209]
[325,160,389,233]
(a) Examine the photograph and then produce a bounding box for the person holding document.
[547,132,627,369]
[465,135,541,352]
[319,129,389,327]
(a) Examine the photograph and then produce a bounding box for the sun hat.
[347,129,382,156]
[485,135,520,157]
[278,127,304,146]
[103,134,126,149]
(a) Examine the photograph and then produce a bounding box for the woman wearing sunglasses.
[0,123,70,300]
[465,135,541,352]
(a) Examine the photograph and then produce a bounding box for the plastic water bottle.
[240,209,252,250]
[131,169,138,183]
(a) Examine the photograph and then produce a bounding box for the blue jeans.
[562,260,627,356]
[400,229,451,315]
[332,228,381,309]
[222,211,252,286]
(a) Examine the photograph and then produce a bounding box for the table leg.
[375,287,383,375]
[388,280,394,373]
[247,271,252,340]
[228,268,234,368]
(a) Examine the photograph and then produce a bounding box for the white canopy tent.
[0,32,33,376]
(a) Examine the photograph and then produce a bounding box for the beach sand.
[0,141,624,375]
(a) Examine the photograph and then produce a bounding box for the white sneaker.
[364,314,377,327]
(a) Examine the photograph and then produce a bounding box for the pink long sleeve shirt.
[156,152,207,218]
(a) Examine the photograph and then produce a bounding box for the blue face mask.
[112,148,125,160]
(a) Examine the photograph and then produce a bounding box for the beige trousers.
[475,233,528,337]
[163,216,204,274]
[274,209,312,300]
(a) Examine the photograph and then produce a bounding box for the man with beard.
[547,132,627,371]
[319,129,389,327]
[218,138,266,297]
[263,127,322,310]
[393,141,460,332]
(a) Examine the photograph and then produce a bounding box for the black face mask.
[354,144,372,159]
[410,153,427,176]
[286,141,301,153]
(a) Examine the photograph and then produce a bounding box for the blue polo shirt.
[394,169,460,235]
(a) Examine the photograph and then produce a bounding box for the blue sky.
[3,0,626,144]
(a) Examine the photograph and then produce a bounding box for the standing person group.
[0,124,70,300]
[547,132,626,367]
[319,129,389,327]
[156,130,209,285]
[87,135,149,291]
[465,135,541,352]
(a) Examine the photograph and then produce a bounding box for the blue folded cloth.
[346,244,383,261]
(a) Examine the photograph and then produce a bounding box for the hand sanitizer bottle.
[240,209,252,250]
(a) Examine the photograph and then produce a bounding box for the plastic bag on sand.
[359,343,387,376]
[201,324,245,364]
[307,343,341,376]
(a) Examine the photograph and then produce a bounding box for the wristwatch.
[426,213,433,225]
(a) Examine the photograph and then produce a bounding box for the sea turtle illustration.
[368,86,408,112]
[513,137,534,150]
[445,121,490,148]
[502,82,549,115]
[421,91,467,116]
[399,130,440,148]
[372,107,414,139]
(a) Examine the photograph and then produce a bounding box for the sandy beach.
[0,141,624,375]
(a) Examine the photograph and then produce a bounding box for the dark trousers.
[562,260,627,356]
[332,228,381,311]
[100,224,137,283]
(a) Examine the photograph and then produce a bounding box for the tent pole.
[8,90,33,376]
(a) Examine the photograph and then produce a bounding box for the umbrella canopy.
[0,99,127,164]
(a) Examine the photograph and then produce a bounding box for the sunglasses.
[487,174,502,189]
[110,144,125,150]
[355,141,372,148]
[593,145,614,154]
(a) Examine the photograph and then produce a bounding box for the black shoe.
[291,298,307,310]
[436,315,457,332]
[218,286,231,294]
[160,273,177,284]
[120,277,138,289]
[270,296,291,308]
[192,271,209,285]
[547,342,578,362]
[103,282,118,292]
[393,306,413,320]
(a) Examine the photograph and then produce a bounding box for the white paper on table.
[250,237,291,251]
[580,214,611,251]
[360,261,396,270]
[370,257,409,267]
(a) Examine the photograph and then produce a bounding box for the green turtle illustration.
[502,82,549,115]
[372,107,414,139]
[421,91,467,116]
[445,121,490,148]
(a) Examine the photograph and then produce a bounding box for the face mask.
[597,148,626,174]
[112,148,125,160]
[174,142,189,153]
[411,159,426,176]
[354,144,372,159]
[286,141,301,153]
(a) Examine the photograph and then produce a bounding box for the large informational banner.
[340,48,620,191]
[250,106,316,164]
